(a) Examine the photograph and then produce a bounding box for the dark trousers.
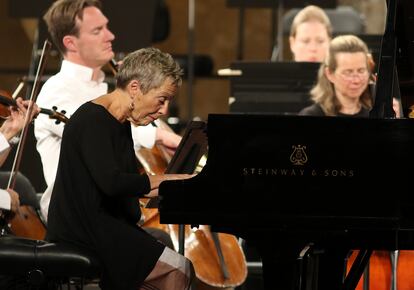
[144,227,175,250]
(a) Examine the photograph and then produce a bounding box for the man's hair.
[290,5,332,38]
[310,35,372,115]
[116,47,183,93]
[43,0,102,54]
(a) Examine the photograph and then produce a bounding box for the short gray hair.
[116,47,183,93]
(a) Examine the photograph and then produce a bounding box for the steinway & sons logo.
[242,144,354,178]
[290,145,308,165]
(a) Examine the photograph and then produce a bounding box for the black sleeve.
[77,112,151,198]
[298,104,325,116]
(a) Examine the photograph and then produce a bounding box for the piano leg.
[317,246,352,290]
[254,237,351,290]
[254,237,309,290]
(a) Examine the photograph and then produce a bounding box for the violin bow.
[7,40,52,189]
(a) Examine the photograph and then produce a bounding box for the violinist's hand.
[0,98,40,141]
[17,98,41,121]
[147,173,195,197]
[6,188,20,213]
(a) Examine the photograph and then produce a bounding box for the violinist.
[35,0,179,248]
[0,97,40,213]
[47,47,194,290]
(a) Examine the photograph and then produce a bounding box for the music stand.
[165,121,208,174]
[147,120,207,255]
[229,61,320,115]
[102,0,157,53]
[146,120,207,209]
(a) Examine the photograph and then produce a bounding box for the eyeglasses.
[337,68,369,81]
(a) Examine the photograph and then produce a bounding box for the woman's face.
[289,21,330,62]
[326,52,370,101]
[129,78,177,126]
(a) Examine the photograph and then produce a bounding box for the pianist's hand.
[146,173,195,197]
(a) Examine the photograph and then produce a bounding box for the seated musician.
[35,0,176,250]
[0,98,40,214]
[35,0,181,224]
[299,34,401,117]
[256,35,400,290]
[46,47,194,290]
[289,5,332,62]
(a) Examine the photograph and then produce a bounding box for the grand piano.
[159,0,414,289]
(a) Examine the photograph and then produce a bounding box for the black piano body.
[159,114,414,290]
[159,0,414,288]
[159,114,414,247]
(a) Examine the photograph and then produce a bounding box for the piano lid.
[372,0,414,118]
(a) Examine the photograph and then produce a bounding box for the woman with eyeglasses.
[298,35,404,290]
[299,34,401,117]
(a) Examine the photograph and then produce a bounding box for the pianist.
[46,47,195,290]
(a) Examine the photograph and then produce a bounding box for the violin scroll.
[46,106,68,124]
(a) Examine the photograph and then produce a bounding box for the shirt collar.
[60,60,105,83]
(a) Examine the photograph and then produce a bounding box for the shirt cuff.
[0,189,11,210]
[0,133,10,154]
[132,124,156,149]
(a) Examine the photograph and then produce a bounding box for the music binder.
[145,121,207,208]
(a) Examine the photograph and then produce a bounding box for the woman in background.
[289,5,332,62]
[299,34,401,117]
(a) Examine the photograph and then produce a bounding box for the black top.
[47,102,164,290]
[298,103,370,117]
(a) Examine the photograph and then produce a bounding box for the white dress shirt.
[35,60,156,221]
[0,133,11,210]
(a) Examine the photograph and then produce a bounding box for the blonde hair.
[290,5,332,38]
[43,0,102,55]
[310,35,373,116]
[116,47,183,93]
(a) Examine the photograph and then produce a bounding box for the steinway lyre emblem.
[290,145,308,166]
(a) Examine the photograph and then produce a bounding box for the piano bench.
[0,235,101,289]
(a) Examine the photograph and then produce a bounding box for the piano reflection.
[159,0,414,289]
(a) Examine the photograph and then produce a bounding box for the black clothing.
[298,103,325,116]
[47,102,164,290]
[299,103,370,117]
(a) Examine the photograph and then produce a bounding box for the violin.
[0,40,52,241]
[0,90,68,124]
